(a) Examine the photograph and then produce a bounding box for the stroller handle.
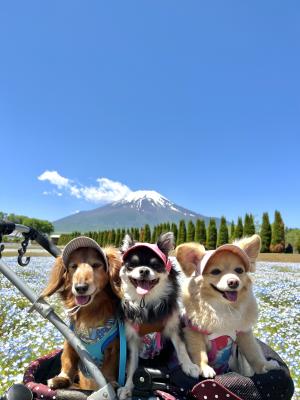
[0,221,61,258]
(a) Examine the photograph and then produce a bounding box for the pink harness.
[132,323,163,359]
[184,316,237,374]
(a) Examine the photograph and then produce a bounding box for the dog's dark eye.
[235,267,244,274]
[211,268,221,275]
[92,263,103,269]
[69,263,77,270]
[125,262,134,270]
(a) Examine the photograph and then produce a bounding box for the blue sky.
[0,1,299,227]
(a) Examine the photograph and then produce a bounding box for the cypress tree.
[102,231,109,246]
[243,213,255,236]
[217,216,229,246]
[134,228,140,241]
[235,217,243,239]
[187,220,195,242]
[156,224,163,237]
[115,229,121,247]
[194,219,202,243]
[171,223,178,244]
[165,222,171,232]
[144,224,151,243]
[98,231,103,246]
[130,227,135,238]
[270,210,285,252]
[260,212,272,252]
[207,218,217,250]
[110,229,116,245]
[121,229,126,244]
[229,221,235,243]
[199,220,207,246]
[177,219,187,245]
[151,226,157,243]
[296,236,300,254]
[140,228,145,242]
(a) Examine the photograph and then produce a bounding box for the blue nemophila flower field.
[0,257,299,398]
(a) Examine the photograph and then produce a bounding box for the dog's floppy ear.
[234,234,261,272]
[105,246,123,298]
[175,243,206,276]
[121,234,135,254]
[41,256,66,297]
[157,232,174,256]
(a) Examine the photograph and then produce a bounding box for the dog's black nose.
[139,268,150,278]
[75,283,89,294]
[227,279,239,289]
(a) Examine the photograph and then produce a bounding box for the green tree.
[135,228,140,241]
[177,220,187,245]
[110,229,116,245]
[235,217,243,239]
[243,213,255,236]
[270,210,285,252]
[115,229,121,247]
[171,223,178,244]
[144,224,151,243]
[187,220,195,242]
[199,220,207,246]
[296,236,300,254]
[217,216,229,246]
[260,212,272,252]
[207,218,217,250]
[151,226,158,243]
[194,219,201,243]
[229,221,235,243]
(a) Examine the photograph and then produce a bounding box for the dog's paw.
[181,361,201,378]
[200,364,216,379]
[117,386,133,400]
[253,359,280,374]
[48,376,71,389]
[261,360,281,373]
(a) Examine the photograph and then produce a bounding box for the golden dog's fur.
[42,246,122,390]
[176,235,279,378]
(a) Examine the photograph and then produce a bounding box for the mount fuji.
[53,190,219,233]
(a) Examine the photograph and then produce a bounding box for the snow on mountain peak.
[118,190,171,209]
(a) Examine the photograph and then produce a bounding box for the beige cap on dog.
[198,244,251,275]
[62,236,108,270]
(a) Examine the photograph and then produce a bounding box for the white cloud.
[38,171,132,204]
[80,178,132,203]
[38,170,70,189]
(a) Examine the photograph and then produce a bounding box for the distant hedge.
[58,211,288,252]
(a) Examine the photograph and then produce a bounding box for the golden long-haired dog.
[42,237,122,390]
[176,234,279,378]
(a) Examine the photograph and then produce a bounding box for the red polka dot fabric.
[23,349,60,400]
[191,379,242,400]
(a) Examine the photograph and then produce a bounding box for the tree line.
[58,210,288,253]
[0,211,54,236]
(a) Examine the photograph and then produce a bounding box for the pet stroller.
[0,222,295,400]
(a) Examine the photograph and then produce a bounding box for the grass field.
[0,256,299,399]
[4,245,300,262]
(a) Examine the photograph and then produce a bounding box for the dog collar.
[122,243,172,273]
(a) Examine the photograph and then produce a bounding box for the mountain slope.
[53,190,219,233]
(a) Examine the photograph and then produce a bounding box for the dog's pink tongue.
[136,281,152,295]
[75,295,90,305]
[224,291,238,302]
